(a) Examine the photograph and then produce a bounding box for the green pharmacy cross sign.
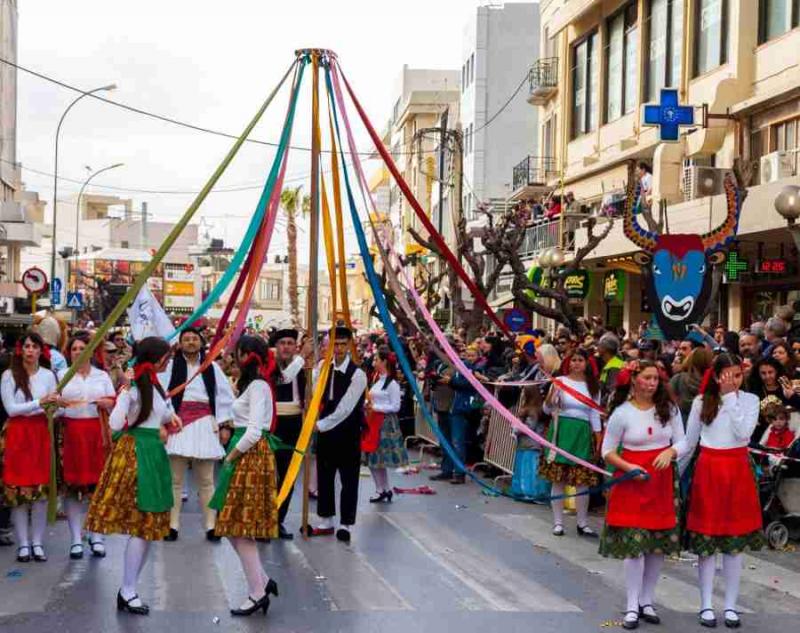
[725,251,749,281]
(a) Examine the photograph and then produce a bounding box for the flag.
[127,285,175,342]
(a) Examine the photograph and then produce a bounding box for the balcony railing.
[512,156,557,191]
[519,214,586,259]
[527,57,558,105]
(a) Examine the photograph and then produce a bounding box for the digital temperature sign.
[756,258,788,274]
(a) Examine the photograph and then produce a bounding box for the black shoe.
[164,528,179,542]
[117,591,150,616]
[265,578,279,597]
[230,594,270,616]
[69,544,84,560]
[89,540,106,557]
[639,604,661,624]
[449,475,466,485]
[31,544,47,562]
[622,611,640,630]
[278,524,294,540]
[16,545,31,563]
[429,473,452,481]
[384,490,393,503]
[724,610,741,629]
[336,528,351,543]
[576,525,598,538]
[699,609,717,628]
[206,529,221,543]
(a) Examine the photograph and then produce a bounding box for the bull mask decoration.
[623,171,742,340]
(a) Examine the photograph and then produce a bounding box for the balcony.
[511,156,557,200]
[527,57,558,106]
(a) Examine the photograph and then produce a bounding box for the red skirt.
[2,415,51,487]
[62,417,107,486]
[361,411,384,453]
[687,446,762,536]
[606,447,677,530]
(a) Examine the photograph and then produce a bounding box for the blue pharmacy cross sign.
[643,89,695,142]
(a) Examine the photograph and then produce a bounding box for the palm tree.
[280,186,310,327]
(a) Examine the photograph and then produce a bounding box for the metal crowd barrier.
[404,382,440,465]
[471,390,521,485]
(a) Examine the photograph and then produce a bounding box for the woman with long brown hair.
[599,361,685,629]
[0,331,60,563]
[538,348,603,538]
[85,336,179,616]
[684,353,763,628]
[58,331,116,559]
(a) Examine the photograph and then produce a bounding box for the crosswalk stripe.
[381,512,582,613]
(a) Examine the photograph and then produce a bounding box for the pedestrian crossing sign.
[66,291,84,309]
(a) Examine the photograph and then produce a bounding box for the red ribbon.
[133,362,158,384]
[551,377,605,413]
[14,341,22,357]
[41,346,51,362]
[698,367,715,394]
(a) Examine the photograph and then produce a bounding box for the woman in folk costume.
[599,360,685,630]
[363,346,408,503]
[209,335,279,617]
[58,332,116,559]
[0,331,60,563]
[538,348,602,537]
[683,353,763,629]
[85,337,180,616]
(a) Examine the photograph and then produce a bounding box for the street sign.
[503,308,530,333]
[52,291,62,306]
[66,291,84,310]
[51,278,63,294]
[21,267,48,294]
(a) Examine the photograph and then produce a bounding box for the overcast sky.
[16,0,490,261]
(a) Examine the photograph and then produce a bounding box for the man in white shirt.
[304,327,367,543]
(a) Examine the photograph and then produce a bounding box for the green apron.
[127,427,173,513]
[547,415,593,466]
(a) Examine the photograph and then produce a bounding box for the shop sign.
[603,270,626,301]
[524,266,549,299]
[564,270,590,300]
[724,251,749,282]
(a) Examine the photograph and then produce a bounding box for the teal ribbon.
[171,59,308,339]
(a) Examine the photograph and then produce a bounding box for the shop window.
[571,31,599,137]
[694,0,728,77]
[758,0,800,44]
[646,0,684,101]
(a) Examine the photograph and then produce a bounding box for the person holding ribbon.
[0,331,60,563]
[209,334,279,617]
[84,336,180,615]
[363,346,408,503]
[538,348,602,538]
[683,353,763,629]
[160,323,234,543]
[58,331,116,559]
[599,360,685,630]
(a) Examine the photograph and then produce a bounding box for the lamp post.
[774,185,800,252]
[73,162,124,291]
[51,83,117,305]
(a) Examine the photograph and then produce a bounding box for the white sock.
[65,498,84,545]
[722,553,743,613]
[370,468,385,492]
[641,553,664,607]
[89,532,105,544]
[121,537,150,602]
[318,516,334,530]
[11,505,30,547]
[550,483,565,526]
[340,522,352,532]
[698,555,716,615]
[30,500,48,545]
[231,537,267,599]
[624,556,644,614]
[575,488,590,528]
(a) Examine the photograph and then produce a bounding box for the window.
[773,118,799,173]
[694,0,727,76]
[470,53,475,84]
[647,0,684,101]
[392,98,401,124]
[606,3,638,122]
[571,31,598,137]
[759,0,800,43]
[260,279,281,302]
[461,64,466,91]
[465,57,471,88]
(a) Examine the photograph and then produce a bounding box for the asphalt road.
[1,458,798,632]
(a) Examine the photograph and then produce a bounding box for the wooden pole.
[301,52,322,538]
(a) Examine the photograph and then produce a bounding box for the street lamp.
[73,162,124,290]
[774,184,800,252]
[51,83,117,304]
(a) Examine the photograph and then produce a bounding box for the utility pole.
[437,108,448,236]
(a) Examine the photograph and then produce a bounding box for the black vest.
[168,353,217,417]
[275,364,306,406]
[319,361,365,448]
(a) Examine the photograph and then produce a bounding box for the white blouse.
[158,357,235,422]
[109,385,174,431]
[58,367,116,419]
[684,391,760,451]
[1,367,58,417]
[601,401,686,458]
[543,377,602,432]
[232,379,274,454]
[369,375,401,414]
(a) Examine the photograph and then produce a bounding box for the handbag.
[361,410,385,453]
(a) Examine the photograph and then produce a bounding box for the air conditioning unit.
[760,151,795,184]
[682,166,733,202]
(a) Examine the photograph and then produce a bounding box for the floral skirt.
[214,437,278,540]
[84,435,170,541]
[685,530,766,556]
[538,459,600,487]
[363,413,409,469]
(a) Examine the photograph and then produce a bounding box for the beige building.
[518,0,800,333]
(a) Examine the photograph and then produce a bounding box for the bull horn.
[622,174,657,253]
[701,173,741,252]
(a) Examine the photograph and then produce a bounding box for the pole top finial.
[294,48,337,59]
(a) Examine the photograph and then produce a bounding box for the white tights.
[121,537,150,602]
[230,537,269,599]
[698,554,743,614]
[370,467,389,493]
[11,500,48,547]
[623,554,664,613]
[550,483,590,528]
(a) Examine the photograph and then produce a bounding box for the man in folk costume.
[305,326,367,543]
[270,326,310,540]
[159,321,235,542]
